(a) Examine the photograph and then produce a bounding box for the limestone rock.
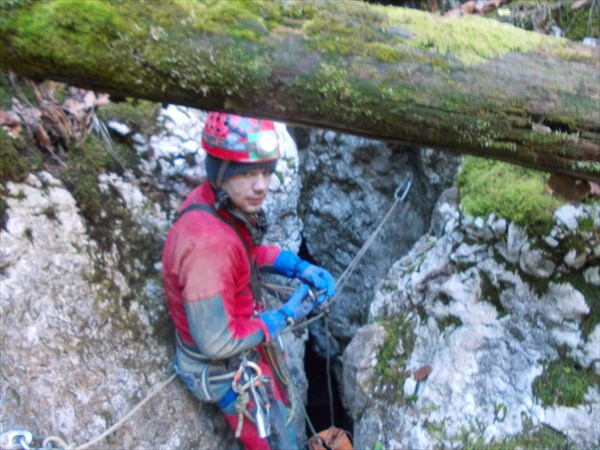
[347,192,600,449]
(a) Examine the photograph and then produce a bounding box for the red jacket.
[162,181,281,358]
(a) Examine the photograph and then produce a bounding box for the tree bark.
[1,0,598,181]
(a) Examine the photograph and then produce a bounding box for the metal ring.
[0,430,33,450]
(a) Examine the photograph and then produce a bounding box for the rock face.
[295,129,461,356]
[3,101,599,449]
[0,107,306,449]
[344,187,600,449]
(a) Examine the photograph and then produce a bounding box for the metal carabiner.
[0,430,33,450]
[232,360,262,393]
[309,288,323,302]
[248,375,271,438]
[394,171,414,202]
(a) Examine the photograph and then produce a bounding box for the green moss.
[366,42,405,63]
[279,2,316,21]
[13,0,128,69]
[577,215,596,233]
[0,126,43,229]
[480,271,507,318]
[533,358,600,407]
[0,74,14,110]
[438,315,462,332]
[376,314,416,402]
[303,7,384,57]
[192,0,280,41]
[465,417,573,449]
[380,6,546,65]
[0,127,41,183]
[457,157,563,237]
[96,98,161,137]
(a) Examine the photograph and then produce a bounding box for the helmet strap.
[211,183,230,210]
[215,159,230,187]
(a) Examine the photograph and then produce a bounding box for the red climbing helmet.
[202,112,280,162]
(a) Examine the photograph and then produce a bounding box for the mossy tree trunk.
[1,0,598,182]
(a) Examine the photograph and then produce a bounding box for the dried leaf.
[413,365,433,381]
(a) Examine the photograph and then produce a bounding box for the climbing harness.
[3,171,413,450]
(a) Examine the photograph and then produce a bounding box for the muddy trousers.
[174,347,298,450]
[219,360,298,450]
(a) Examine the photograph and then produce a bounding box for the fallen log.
[1,0,598,181]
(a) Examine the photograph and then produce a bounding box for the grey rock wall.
[295,129,461,356]
[344,187,600,449]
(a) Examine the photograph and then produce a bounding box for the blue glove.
[258,284,313,339]
[273,250,336,304]
[280,284,313,324]
[258,310,287,340]
[295,261,336,305]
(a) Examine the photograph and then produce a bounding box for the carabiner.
[232,360,262,393]
[0,430,33,450]
[394,171,413,202]
[304,288,327,305]
[249,375,271,438]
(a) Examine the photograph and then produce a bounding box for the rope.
[276,173,412,439]
[288,199,411,334]
[261,198,412,335]
[48,373,177,450]
[233,391,254,438]
[325,315,335,428]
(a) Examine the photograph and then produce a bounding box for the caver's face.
[221,169,273,214]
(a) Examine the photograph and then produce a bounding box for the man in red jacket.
[162,112,336,450]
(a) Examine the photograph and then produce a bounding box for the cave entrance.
[304,334,353,437]
[297,240,353,437]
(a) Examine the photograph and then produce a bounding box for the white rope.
[49,373,177,450]
[288,198,411,333]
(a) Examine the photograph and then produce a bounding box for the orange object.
[308,427,353,450]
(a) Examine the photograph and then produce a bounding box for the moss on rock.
[533,358,600,407]
[457,156,563,237]
[96,98,161,137]
[376,314,416,403]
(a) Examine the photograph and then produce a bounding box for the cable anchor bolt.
[394,171,414,202]
[0,430,33,450]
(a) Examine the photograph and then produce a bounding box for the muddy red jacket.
[162,181,281,358]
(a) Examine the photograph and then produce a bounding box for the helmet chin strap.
[215,159,230,188]
[211,182,231,210]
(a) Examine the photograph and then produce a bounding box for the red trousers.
[222,359,294,450]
